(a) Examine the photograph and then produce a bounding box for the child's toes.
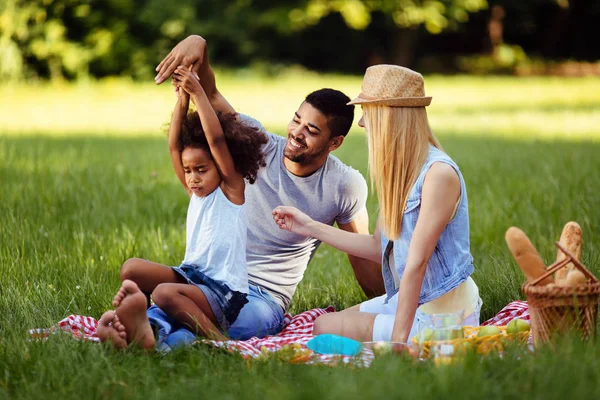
[113,318,125,332]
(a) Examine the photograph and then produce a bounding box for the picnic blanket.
[29,306,371,364]
[481,300,530,326]
[29,301,530,363]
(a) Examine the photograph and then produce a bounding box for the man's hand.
[172,67,203,96]
[155,35,206,84]
[157,34,235,115]
[272,206,315,237]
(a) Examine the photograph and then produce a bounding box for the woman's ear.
[328,135,345,152]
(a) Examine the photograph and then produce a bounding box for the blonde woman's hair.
[363,105,442,240]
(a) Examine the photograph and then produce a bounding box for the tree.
[0,0,206,81]
[291,0,486,33]
[289,0,488,65]
[0,0,113,81]
[6,0,594,80]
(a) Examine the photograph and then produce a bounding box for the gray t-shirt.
[239,114,368,310]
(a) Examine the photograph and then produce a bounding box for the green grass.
[1,73,600,399]
[1,71,599,140]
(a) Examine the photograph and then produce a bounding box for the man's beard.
[283,146,328,164]
[284,136,329,165]
[283,148,308,163]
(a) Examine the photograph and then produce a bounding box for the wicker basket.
[522,242,600,344]
[412,325,529,358]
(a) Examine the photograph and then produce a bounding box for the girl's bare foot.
[111,314,128,340]
[97,310,127,349]
[112,284,129,308]
[115,280,155,351]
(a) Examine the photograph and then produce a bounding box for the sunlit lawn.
[1,71,599,140]
[1,72,600,399]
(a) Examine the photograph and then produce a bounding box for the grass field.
[1,72,600,399]
[2,71,600,140]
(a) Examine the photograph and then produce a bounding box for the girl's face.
[181,147,222,197]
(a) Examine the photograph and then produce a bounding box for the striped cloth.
[29,301,531,363]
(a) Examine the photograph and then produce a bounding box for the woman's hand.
[272,206,315,237]
[391,331,410,344]
[172,66,202,96]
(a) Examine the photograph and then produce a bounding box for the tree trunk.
[539,4,569,59]
[390,27,419,67]
[568,0,593,60]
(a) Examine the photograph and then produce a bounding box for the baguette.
[505,227,553,285]
[558,269,588,287]
[555,221,583,282]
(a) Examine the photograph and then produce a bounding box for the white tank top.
[182,186,248,294]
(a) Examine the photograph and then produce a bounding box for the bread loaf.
[505,227,553,285]
[561,270,588,287]
[555,221,583,282]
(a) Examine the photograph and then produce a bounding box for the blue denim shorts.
[226,284,285,340]
[171,264,248,331]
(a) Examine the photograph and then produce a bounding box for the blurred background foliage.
[1,0,599,82]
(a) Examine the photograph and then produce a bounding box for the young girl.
[272,65,481,344]
[98,66,267,350]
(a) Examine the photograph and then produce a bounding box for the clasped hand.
[171,66,201,98]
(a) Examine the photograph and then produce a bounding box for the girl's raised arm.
[168,89,192,196]
[173,67,245,202]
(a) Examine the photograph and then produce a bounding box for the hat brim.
[347,96,432,107]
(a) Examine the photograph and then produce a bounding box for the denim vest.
[380,145,474,305]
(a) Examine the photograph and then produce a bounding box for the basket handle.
[555,241,598,283]
[529,242,598,286]
[529,258,569,286]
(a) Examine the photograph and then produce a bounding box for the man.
[114,35,384,344]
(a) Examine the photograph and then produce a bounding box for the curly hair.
[178,111,268,184]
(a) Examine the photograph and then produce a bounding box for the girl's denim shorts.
[171,264,248,331]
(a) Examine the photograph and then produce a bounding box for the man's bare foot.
[115,279,155,351]
[97,310,127,349]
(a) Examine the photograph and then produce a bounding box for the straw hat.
[348,64,432,107]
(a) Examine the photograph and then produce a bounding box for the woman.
[272,65,481,343]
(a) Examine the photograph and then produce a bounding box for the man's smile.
[287,137,306,149]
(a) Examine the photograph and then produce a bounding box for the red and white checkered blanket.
[29,301,530,363]
[29,306,372,365]
[201,306,370,365]
[481,300,529,326]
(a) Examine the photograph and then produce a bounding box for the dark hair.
[305,88,354,138]
[178,111,268,184]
